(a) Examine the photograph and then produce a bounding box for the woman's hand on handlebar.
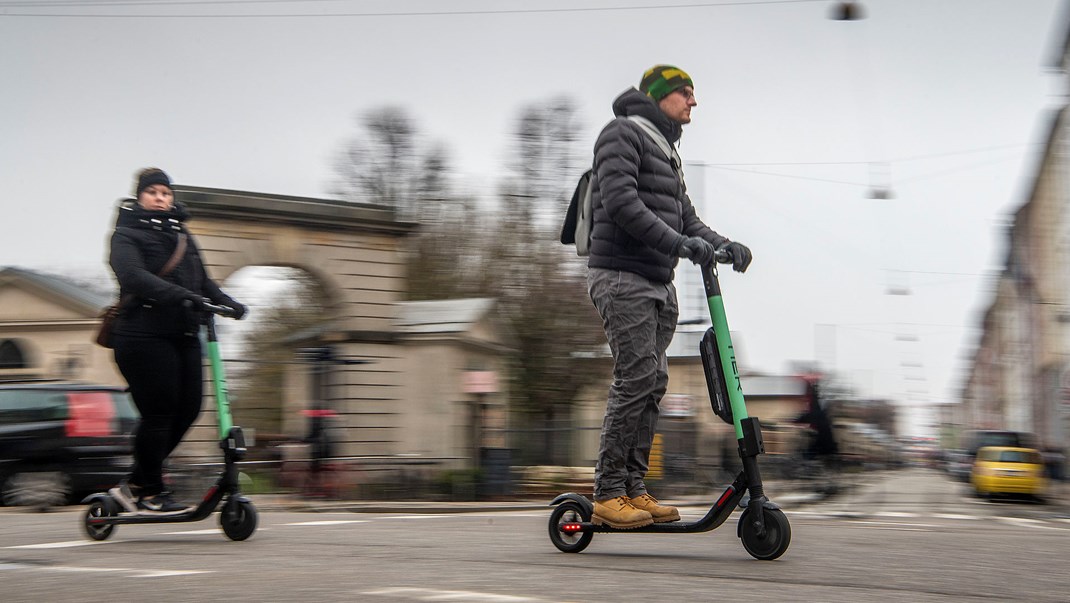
[202,300,242,319]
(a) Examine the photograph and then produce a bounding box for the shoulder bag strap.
[115,232,188,310]
[625,115,683,182]
[158,232,188,278]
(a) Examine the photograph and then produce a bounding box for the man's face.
[658,86,697,124]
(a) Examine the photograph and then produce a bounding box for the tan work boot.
[628,493,680,523]
[592,496,654,529]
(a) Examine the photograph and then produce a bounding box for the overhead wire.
[0,0,831,17]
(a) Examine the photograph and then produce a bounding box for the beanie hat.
[136,168,172,196]
[640,65,693,101]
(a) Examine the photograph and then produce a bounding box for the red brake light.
[65,392,117,437]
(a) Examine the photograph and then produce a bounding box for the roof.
[0,383,126,391]
[396,298,496,334]
[1050,2,1070,70]
[741,375,808,397]
[0,266,113,313]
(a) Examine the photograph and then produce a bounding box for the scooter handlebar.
[679,243,734,267]
[713,248,733,265]
[202,301,239,318]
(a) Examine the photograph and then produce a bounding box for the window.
[998,450,1042,464]
[0,339,27,369]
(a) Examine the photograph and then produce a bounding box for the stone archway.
[175,186,418,458]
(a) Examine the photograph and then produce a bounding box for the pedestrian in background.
[586,66,753,528]
[107,168,246,514]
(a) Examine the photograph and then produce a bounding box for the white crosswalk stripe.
[785,510,1070,530]
[362,587,550,602]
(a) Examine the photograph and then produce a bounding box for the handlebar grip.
[714,248,733,264]
[202,301,238,318]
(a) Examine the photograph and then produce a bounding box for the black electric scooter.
[548,250,791,560]
[82,302,258,542]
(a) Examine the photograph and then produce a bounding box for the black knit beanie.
[136,168,172,197]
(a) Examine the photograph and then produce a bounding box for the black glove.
[719,241,753,273]
[225,300,248,320]
[678,236,716,266]
[182,293,206,311]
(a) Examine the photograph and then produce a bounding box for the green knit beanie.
[640,65,694,101]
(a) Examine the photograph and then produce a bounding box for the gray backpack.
[560,115,679,257]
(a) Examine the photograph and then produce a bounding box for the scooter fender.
[81,492,121,515]
[81,492,111,505]
[549,492,593,516]
[736,498,782,538]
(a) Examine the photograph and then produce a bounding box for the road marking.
[850,520,940,528]
[996,517,1064,530]
[784,511,829,517]
[362,587,549,602]
[6,540,112,550]
[872,512,919,518]
[284,520,368,526]
[134,570,211,578]
[933,513,979,520]
[0,561,210,579]
[379,513,543,521]
[158,529,229,535]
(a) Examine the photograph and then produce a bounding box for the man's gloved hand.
[719,241,753,273]
[225,300,248,320]
[678,236,716,266]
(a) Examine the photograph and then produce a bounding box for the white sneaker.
[108,482,139,514]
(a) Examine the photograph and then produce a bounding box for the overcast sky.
[2,0,1065,435]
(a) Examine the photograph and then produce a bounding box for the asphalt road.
[0,468,1066,602]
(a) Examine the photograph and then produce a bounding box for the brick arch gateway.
[173,186,511,483]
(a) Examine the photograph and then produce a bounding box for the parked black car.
[0,383,137,507]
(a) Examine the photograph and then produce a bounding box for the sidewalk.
[248,478,827,514]
[250,476,1070,515]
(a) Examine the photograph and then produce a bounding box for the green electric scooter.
[82,302,258,541]
[548,249,791,560]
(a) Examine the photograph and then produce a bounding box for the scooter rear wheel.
[548,501,593,553]
[220,499,258,541]
[738,507,791,560]
[83,499,117,541]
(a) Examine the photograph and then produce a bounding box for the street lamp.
[831,1,866,21]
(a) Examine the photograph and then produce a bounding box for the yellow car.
[971,446,1046,498]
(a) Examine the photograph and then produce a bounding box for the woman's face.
[137,184,174,211]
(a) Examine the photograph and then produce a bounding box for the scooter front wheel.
[738,507,791,560]
[220,499,258,541]
[548,501,593,553]
[83,499,117,541]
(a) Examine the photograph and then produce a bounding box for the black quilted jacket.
[109,201,236,337]
[587,88,727,283]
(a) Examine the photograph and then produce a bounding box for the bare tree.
[234,271,328,438]
[329,100,610,465]
[331,105,486,301]
[331,106,453,224]
[489,98,608,464]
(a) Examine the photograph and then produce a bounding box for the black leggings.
[113,334,203,496]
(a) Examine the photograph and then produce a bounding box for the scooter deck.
[85,484,230,526]
[562,474,748,535]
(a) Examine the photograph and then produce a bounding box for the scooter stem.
[701,263,749,441]
[204,315,234,438]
